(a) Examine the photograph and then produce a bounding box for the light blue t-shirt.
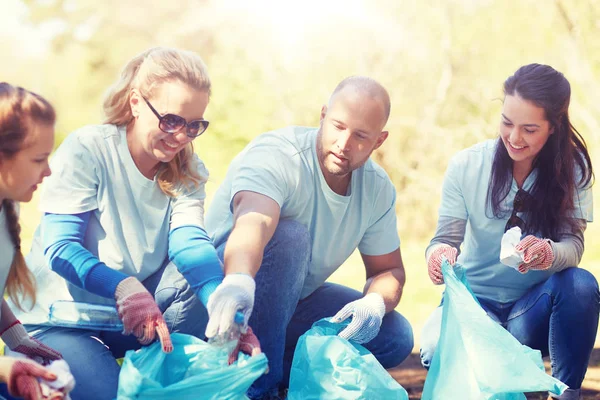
[439,139,593,303]
[205,126,400,299]
[15,124,209,325]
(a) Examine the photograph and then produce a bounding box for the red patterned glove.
[0,357,58,400]
[427,245,458,285]
[0,322,61,364]
[227,326,262,365]
[115,277,173,352]
[514,235,554,274]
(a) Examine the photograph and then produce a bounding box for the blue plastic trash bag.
[422,261,568,400]
[288,318,409,400]
[117,332,268,400]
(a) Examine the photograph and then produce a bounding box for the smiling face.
[127,80,209,178]
[316,87,388,194]
[500,93,554,174]
[0,120,54,202]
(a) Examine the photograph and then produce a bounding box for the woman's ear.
[129,89,140,118]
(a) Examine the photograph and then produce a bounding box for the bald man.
[205,76,414,399]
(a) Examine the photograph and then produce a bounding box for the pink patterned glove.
[0,322,61,364]
[515,235,554,274]
[427,245,458,285]
[115,277,173,352]
[0,357,59,400]
[227,326,262,365]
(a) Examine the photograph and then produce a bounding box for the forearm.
[425,216,467,261]
[548,219,586,272]
[364,267,405,313]
[223,213,272,277]
[43,212,128,298]
[0,300,18,333]
[168,225,224,305]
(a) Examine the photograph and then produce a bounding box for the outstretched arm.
[223,190,281,276]
[204,190,280,338]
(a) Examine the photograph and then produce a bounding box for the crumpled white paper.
[8,352,75,400]
[40,359,75,399]
[499,226,525,270]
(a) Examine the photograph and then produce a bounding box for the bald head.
[328,76,391,125]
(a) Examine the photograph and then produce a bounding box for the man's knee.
[372,311,414,368]
[269,220,311,256]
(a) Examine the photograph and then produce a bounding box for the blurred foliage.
[3,0,600,242]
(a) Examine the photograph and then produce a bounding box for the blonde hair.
[0,82,56,309]
[103,47,211,196]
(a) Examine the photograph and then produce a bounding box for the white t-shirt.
[15,124,208,325]
[205,126,400,299]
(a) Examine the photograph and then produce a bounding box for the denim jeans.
[216,220,414,399]
[420,267,600,399]
[23,258,208,400]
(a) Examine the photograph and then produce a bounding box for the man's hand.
[427,244,458,285]
[205,274,255,338]
[331,293,386,344]
[114,277,173,352]
[515,235,554,274]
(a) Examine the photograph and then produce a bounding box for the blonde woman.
[12,48,260,400]
[0,83,63,400]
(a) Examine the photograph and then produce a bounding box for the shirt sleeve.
[43,212,129,299]
[168,225,224,306]
[572,183,593,222]
[425,216,467,261]
[548,219,587,272]
[438,155,468,220]
[170,155,209,230]
[230,144,291,209]
[40,133,99,214]
[358,182,401,256]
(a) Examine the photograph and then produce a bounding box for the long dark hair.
[0,82,55,309]
[486,64,593,241]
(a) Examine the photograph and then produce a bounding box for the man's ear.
[320,105,327,124]
[374,131,389,150]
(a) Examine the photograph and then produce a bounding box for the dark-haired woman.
[421,64,598,400]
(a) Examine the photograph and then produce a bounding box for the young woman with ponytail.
[0,82,63,400]
[10,47,260,400]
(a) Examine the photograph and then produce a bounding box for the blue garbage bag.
[288,318,409,400]
[422,260,568,400]
[117,333,268,400]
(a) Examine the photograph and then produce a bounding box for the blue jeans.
[25,259,208,400]
[420,267,600,395]
[216,220,414,399]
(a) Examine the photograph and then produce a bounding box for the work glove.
[205,273,255,338]
[0,322,61,364]
[331,293,386,344]
[114,277,173,352]
[0,357,60,400]
[427,244,458,285]
[514,235,554,274]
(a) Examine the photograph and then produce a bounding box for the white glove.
[331,293,386,344]
[205,274,255,338]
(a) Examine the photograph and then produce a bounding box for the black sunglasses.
[143,97,209,138]
[504,188,533,232]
